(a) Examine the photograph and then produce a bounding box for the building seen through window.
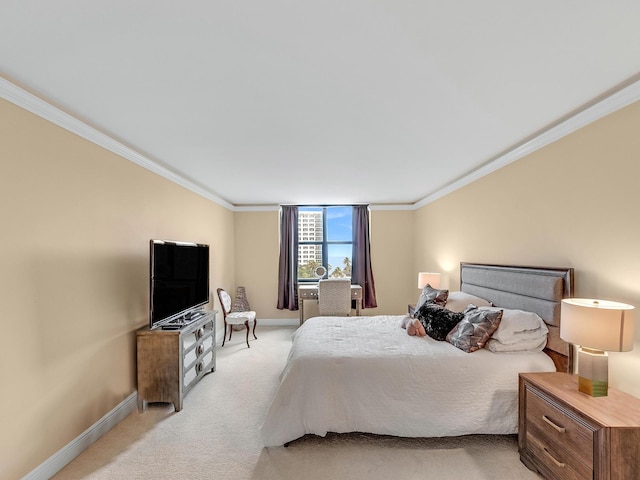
[297,206,352,281]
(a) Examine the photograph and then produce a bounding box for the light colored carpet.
[53,326,542,479]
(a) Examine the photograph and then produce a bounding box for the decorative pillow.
[444,291,492,313]
[415,284,449,312]
[446,305,503,353]
[415,303,464,341]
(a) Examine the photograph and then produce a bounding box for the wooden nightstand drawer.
[519,372,640,480]
[525,431,591,480]
[525,386,595,468]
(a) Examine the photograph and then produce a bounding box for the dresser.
[137,311,216,412]
[518,372,640,479]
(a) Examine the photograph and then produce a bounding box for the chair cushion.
[318,279,352,316]
[226,311,256,325]
[219,289,233,313]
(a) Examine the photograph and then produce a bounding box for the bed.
[261,263,574,447]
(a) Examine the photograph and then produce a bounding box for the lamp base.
[578,376,608,397]
[577,347,609,397]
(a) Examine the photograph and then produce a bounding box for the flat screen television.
[149,240,210,329]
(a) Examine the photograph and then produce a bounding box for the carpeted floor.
[53,326,542,479]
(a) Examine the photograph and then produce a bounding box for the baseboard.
[214,318,298,343]
[256,318,299,326]
[23,320,296,479]
[23,391,138,480]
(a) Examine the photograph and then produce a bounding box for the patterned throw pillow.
[414,284,449,312]
[415,303,464,341]
[446,305,503,353]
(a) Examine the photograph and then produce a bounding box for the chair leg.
[245,321,250,348]
[252,319,257,339]
[228,326,233,341]
[222,323,227,347]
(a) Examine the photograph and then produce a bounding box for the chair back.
[318,279,352,316]
[217,288,232,317]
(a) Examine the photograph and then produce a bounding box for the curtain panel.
[352,205,377,308]
[276,205,298,310]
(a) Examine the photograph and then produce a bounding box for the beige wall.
[369,210,415,314]
[0,99,235,480]
[414,100,640,397]
[232,211,296,320]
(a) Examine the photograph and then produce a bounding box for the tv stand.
[137,311,217,412]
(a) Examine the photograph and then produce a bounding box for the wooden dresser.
[519,372,640,479]
[137,311,216,412]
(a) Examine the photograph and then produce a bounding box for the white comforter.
[260,315,555,446]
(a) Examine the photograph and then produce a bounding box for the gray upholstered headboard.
[460,263,574,372]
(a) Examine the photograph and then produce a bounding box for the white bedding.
[260,315,556,446]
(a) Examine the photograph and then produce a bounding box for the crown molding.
[3,74,638,213]
[0,77,234,211]
[232,203,417,211]
[369,204,415,211]
[233,205,281,212]
[414,74,640,209]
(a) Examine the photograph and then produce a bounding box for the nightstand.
[518,372,640,479]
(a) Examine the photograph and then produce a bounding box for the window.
[278,204,376,311]
[297,206,352,281]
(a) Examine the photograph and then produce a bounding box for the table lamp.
[560,298,635,397]
[418,272,441,289]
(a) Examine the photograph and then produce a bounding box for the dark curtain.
[352,205,377,308]
[276,205,299,310]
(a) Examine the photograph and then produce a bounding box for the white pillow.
[481,307,548,344]
[486,336,547,353]
[445,291,492,313]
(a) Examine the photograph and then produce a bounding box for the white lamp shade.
[560,298,635,352]
[418,272,441,289]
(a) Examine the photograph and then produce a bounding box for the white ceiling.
[2,1,640,208]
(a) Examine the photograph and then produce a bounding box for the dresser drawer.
[184,330,215,389]
[524,386,596,474]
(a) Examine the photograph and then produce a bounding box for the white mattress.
[260,315,556,446]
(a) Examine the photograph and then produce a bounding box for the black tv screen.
[149,240,210,328]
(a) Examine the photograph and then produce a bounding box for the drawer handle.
[542,447,565,468]
[542,415,566,433]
